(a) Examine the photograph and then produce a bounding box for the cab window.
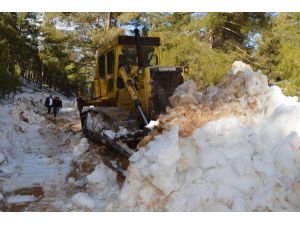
[107,50,114,74]
[143,47,158,66]
[121,47,137,66]
[99,54,105,78]
[148,54,158,66]
[121,46,158,67]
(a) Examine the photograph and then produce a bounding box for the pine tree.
[257,13,300,96]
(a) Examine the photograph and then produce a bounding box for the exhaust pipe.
[134,28,144,69]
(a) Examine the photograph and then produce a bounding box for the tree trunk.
[19,63,25,77]
[104,12,111,31]
[208,29,216,49]
[39,64,44,88]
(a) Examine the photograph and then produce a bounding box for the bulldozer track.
[46,115,129,183]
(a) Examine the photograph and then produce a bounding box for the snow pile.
[159,61,297,136]
[66,163,120,211]
[0,92,45,169]
[73,138,90,157]
[118,61,300,211]
[11,94,45,124]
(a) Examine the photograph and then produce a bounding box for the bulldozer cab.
[92,35,161,99]
[81,31,186,121]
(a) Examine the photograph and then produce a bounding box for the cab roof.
[118,35,160,46]
[98,35,160,54]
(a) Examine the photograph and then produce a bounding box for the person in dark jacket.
[44,94,53,114]
[52,96,62,117]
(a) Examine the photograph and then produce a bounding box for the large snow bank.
[117,61,300,211]
[0,92,45,168]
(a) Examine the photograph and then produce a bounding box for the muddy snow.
[1,61,300,211]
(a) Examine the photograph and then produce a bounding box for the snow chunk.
[232,61,253,76]
[86,164,116,189]
[71,192,95,210]
[68,177,75,184]
[103,130,116,139]
[145,120,159,129]
[73,138,89,157]
[170,80,201,107]
[6,195,38,204]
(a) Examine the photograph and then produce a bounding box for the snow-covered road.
[0,82,117,211]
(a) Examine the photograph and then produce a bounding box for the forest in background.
[1,12,300,98]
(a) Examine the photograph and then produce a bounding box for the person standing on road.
[44,94,53,114]
[52,96,62,117]
[57,97,62,116]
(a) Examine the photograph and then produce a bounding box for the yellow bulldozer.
[76,29,188,157]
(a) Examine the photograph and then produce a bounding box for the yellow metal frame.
[89,41,160,115]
